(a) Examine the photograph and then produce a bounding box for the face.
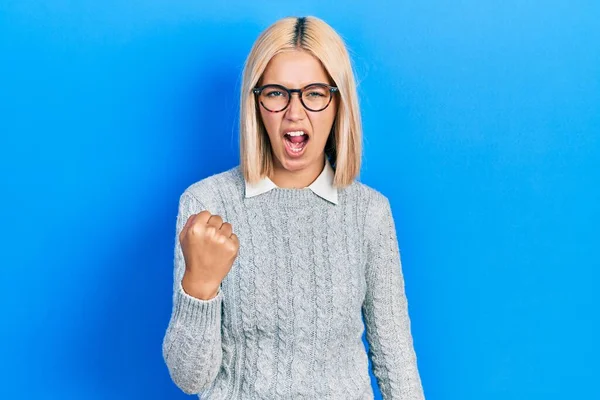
[257,50,337,174]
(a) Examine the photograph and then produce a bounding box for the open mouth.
[284,131,309,154]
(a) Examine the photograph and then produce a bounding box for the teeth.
[289,142,305,152]
[286,131,306,137]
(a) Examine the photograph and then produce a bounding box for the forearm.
[363,289,424,399]
[162,281,224,395]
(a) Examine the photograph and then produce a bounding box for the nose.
[284,92,305,121]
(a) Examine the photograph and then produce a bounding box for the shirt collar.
[244,158,338,205]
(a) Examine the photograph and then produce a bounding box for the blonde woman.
[162,16,425,400]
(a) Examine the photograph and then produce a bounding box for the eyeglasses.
[253,83,338,113]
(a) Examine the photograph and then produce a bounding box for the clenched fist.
[179,210,240,300]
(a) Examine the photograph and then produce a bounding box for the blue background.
[1,1,599,399]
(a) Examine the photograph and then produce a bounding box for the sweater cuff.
[172,281,223,329]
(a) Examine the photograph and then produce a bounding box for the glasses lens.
[302,84,331,111]
[260,86,289,111]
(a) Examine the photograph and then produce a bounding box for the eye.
[306,91,326,97]
[304,85,328,98]
[263,87,288,98]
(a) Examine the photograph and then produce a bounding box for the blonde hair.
[239,16,362,187]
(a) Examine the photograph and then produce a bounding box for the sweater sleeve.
[362,193,425,400]
[162,191,223,395]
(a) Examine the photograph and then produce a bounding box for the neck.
[270,154,326,189]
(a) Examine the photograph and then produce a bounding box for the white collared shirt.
[244,157,338,205]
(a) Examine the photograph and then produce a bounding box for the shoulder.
[343,180,391,211]
[345,181,395,236]
[180,165,243,209]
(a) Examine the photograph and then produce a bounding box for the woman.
[162,16,425,399]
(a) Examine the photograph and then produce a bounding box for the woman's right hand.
[179,210,240,300]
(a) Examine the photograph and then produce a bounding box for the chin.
[277,151,310,170]
[281,159,308,171]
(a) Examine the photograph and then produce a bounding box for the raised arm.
[162,191,223,395]
[362,193,425,399]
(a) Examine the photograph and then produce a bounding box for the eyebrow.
[259,81,331,88]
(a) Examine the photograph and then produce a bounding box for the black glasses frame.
[252,83,339,112]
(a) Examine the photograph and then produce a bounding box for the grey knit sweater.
[162,165,425,399]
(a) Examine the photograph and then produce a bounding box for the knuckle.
[191,223,205,236]
[210,215,224,225]
[224,241,236,254]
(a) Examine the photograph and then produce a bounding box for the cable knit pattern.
[162,165,425,399]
